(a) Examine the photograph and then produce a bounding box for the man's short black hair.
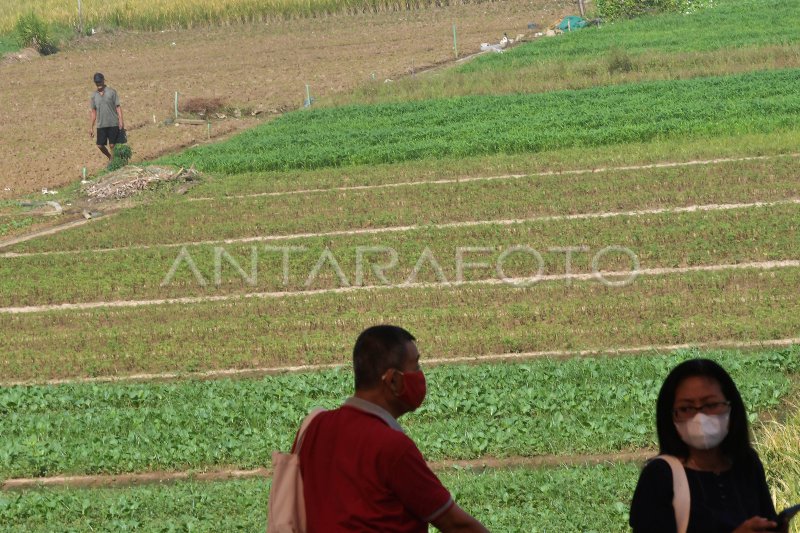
[93,72,105,84]
[353,325,416,390]
[655,358,752,462]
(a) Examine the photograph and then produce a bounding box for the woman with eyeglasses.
[629,359,785,533]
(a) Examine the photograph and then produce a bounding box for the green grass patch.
[1,349,797,478]
[1,268,799,380]
[0,33,19,54]
[464,0,799,69]
[334,44,800,105]
[2,203,799,306]
[157,69,800,174]
[9,155,800,253]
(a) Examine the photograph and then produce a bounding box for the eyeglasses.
[673,401,731,420]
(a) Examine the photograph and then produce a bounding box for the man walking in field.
[89,72,124,162]
[294,325,490,532]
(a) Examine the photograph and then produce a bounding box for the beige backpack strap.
[655,455,690,533]
[293,407,326,454]
[267,408,326,533]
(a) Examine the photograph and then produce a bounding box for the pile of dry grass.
[83,166,199,201]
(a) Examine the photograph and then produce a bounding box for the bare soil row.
[1,450,654,490]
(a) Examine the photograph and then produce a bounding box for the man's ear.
[382,368,402,396]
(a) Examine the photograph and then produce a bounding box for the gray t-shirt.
[90,87,120,128]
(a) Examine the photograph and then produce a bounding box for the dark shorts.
[96,126,120,146]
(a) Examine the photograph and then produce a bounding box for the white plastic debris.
[480,43,505,53]
[44,201,63,216]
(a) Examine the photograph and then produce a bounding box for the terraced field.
[1,0,799,530]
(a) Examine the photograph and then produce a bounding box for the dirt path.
[1,450,655,490]
[0,1,572,199]
[0,217,91,249]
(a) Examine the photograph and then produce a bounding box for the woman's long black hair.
[656,358,752,462]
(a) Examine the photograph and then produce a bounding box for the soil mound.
[1,48,41,65]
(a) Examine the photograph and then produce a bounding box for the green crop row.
[5,409,800,532]
[1,203,799,306]
[2,349,797,479]
[0,463,644,532]
[157,68,800,174]
[1,267,799,381]
[5,436,797,532]
[9,153,800,253]
[186,130,800,199]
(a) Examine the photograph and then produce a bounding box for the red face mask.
[397,370,427,411]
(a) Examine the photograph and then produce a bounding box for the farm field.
[2,202,800,305]
[0,0,572,198]
[3,153,798,253]
[2,350,797,479]
[160,68,800,173]
[2,0,800,531]
[329,0,800,104]
[2,268,800,380]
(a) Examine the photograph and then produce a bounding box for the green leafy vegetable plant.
[108,144,133,171]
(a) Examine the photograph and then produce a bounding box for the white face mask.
[674,412,730,450]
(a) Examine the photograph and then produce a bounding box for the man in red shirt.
[296,325,489,532]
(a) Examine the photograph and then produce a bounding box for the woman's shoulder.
[635,456,677,490]
[643,456,680,477]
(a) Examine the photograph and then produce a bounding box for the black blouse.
[629,450,777,533]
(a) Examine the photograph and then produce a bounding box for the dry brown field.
[0,0,571,199]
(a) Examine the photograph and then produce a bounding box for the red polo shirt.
[295,397,453,532]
